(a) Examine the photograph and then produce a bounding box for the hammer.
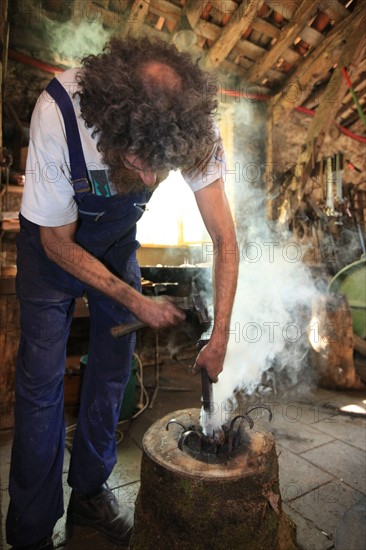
[110,292,210,338]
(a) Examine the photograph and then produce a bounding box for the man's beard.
[109,163,170,194]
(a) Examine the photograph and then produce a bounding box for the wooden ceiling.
[8,0,366,131]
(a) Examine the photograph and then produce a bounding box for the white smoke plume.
[39,16,110,67]
[201,178,320,435]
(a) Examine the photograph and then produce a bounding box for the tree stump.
[310,293,365,389]
[130,409,297,550]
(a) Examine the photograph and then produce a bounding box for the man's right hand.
[40,223,185,330]
[133,295,186,330]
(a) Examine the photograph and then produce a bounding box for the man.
[7,36,238,549]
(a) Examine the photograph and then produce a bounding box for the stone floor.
[1,342,365,550]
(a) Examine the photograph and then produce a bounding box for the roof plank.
[246,0,319,83]
[185,0,209,29]
[251,17,281,39]
[319,0,350,22]
[278,10,366,222]
[148,0,181,22]
[202,0,265,69]
[124,0,151,36]
[273,0,366,114]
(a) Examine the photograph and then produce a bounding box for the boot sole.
[67,512,132,546]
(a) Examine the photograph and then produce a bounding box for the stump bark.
[310,293,365,389]
[130,409,297,550]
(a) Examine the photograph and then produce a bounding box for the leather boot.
[67,483,133,545]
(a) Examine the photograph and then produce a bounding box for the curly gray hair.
[75,35,219,191]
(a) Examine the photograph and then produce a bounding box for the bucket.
[328,258,366,339]
[79,355,137,420]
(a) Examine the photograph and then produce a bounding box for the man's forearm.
[210,237,239,350]
[42,237,142,311]
[193,178,239,380]
[40,224,185,328]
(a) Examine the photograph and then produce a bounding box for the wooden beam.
[273,0,366,116]
[197,18,265,62]
[87,2,129,28]
[1,0,9,147]
[246,0,319,83]
[319,0,350,22]
[185,0,210,29]
[264,0,298,20]
[278,11,366,223]
[149,0,180,22]
[340,108,366,129]
[202,0,264,69]
[298,25,324,48]
[281,48,302,65]
[124,0,151,36]
[251,17,281,39]
[196,19,220,42]
[266,0,350,23]
[235,39,266,61]
[209,0,237,13]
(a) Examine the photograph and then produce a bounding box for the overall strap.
[45,78,90,194]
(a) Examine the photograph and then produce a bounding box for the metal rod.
[201,368,213,413]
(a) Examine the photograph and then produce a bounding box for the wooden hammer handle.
[110,320,147,338]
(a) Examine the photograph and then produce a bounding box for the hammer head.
[170,287,211,341]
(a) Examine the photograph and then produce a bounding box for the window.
[136,170,210,246]
[137,108,235,247]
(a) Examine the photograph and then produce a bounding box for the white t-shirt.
[21,68,226,227]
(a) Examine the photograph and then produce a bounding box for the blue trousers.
[6,220,139,546]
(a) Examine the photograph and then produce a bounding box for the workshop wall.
[270,111,365,274]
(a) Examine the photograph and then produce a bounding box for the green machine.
[329,258,366,339]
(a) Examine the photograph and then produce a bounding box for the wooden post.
[1,0,9,148]
[310,293,365,390]
[0,292,19,429]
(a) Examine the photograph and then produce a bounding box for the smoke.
[201,186,319,434]
[200,102,321,434]
[38,16,110,67]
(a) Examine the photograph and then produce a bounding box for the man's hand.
[190,341,226,383]
[133,295,186,330]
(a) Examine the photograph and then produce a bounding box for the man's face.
[113,154,170,193]
[122,154,161,187]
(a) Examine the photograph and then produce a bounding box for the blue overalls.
[6,78,152,547]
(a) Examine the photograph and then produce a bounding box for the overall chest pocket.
[78,209,106,222]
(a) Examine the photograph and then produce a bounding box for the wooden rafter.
[202,0,264,69]
[149,0,180,23]
[264,0,298,20]
[1,0,9,147]
[246,0,319,83]
[251,17,281,40]
[272,0,366,116]
[279,9,366,223]
[319,0,350,22]
[125,0,151,36]
[185,0,210,29]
